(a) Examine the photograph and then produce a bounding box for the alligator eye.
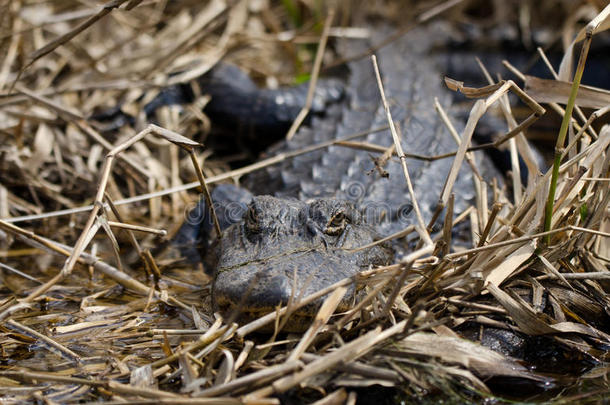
[325,212,349,236]
[245,206,259,233]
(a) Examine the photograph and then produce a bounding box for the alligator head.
[213,195,393,331]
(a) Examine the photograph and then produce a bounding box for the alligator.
[162,24,503,332]
[92,23,533,332]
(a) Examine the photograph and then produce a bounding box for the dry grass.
[0,0,609,403]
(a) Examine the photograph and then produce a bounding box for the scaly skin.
[212,26,491,330]
[214,196,393,331]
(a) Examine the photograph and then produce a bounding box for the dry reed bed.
[0,1,609,403]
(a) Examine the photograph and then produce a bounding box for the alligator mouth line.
[215,245,367,274]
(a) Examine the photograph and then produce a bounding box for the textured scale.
[203,26,500,330]
[250,26,481,240]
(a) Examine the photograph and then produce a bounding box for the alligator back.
[249,25,485,239]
